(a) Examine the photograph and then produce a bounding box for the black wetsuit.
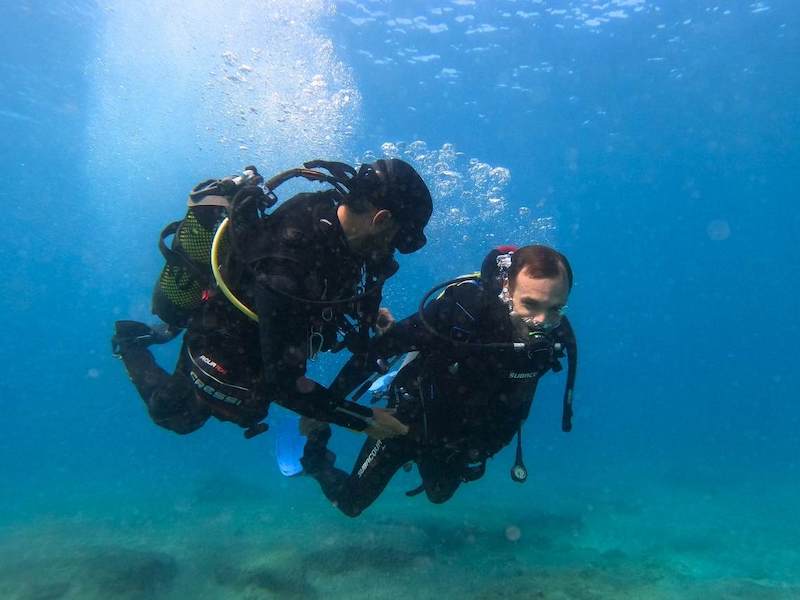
[304,279,567,517]
[119,191,395,435]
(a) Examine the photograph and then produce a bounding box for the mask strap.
[496,252,514,308]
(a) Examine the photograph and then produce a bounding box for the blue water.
[1,1,798,598]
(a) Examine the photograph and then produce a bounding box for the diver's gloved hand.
[111,320,179,357]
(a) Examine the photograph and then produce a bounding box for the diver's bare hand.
[365,407,408,439]
[375,307,395,335]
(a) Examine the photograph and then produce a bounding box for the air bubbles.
[207,16,362,164]
[381,142,399,156]
[489,166,511,185]
[309,74,327,89]
[505,525,522,542]
[409,140,428,154]
[533,216,556,232]
[360,140,513,241]
[221,50,239,66]
[707,219,731,241]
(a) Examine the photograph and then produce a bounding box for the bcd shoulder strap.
[158,220,210,286]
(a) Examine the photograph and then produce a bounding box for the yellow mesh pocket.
[177,211,215,264]
[153,207,230,325]
[157,264,204,311]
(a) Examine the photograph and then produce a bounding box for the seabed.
[1,472,797,600]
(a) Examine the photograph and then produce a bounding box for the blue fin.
[273,410,305,477]
[368,370,398,394]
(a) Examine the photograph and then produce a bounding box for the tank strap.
[158,220,211,285]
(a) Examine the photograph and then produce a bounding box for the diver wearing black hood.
[113,159,433,439]
[301,244,577,516]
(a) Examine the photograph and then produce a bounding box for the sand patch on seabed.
[0,481,797,600]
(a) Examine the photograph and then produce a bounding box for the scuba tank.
[151,167,264,328]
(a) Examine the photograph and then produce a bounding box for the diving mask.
[509,305,567,339]
[519,306,567,333]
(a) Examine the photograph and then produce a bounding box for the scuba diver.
[111,159,432,440]
[300,244,578,516]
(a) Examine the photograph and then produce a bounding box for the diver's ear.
[372,208,394,228]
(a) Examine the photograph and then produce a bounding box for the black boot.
[300,426,336,476]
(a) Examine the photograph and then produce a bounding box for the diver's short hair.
[508,245,573,291]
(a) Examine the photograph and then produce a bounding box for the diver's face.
[508,271,569,333]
